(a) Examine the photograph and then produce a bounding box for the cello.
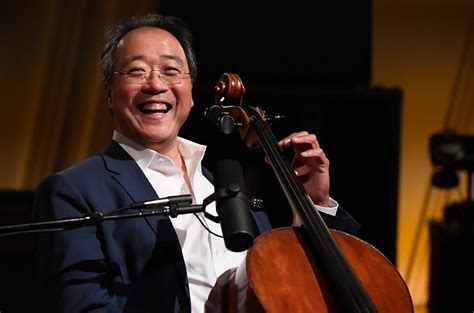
[205,73,414,312]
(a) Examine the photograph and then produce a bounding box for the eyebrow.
[121,54,185,67]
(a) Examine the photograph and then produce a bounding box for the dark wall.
[160,0,372,88]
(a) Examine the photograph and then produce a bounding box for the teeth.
[142,103,167,111]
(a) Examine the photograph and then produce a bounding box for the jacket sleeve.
[320,207,361,235]
[33,173,122,313]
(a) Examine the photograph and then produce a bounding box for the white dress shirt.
[113,130,338,312]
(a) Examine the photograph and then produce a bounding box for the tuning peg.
[265,114,285,124]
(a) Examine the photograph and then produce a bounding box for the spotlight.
[429,129,474,188]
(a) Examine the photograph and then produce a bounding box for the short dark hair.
[100,13,197,86]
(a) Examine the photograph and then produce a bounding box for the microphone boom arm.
[0,195,199,237]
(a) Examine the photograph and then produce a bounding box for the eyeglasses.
[114,68,191,85]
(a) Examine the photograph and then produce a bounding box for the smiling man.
[108,26,194,169]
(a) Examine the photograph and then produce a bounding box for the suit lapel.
[100,140,158,203]
[100,140,191,311]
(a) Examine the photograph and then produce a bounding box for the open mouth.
[138,102,171,115]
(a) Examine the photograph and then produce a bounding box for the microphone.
[129,194,193,209]
[213,159,256,252]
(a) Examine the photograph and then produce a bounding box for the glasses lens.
[161,73,180,84]
[124,73,146,84]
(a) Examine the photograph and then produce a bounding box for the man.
[33,13,360,313]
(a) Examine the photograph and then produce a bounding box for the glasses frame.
[113,69,191,85]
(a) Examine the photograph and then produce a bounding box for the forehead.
[115,27,187,66]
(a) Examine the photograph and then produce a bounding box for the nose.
[141,73,169,94]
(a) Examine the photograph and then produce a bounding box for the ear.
[106,87,112,109]
[191,99,194,108]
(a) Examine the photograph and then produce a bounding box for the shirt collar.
[112,130,207,175]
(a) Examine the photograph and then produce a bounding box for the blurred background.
[0,0,473,312]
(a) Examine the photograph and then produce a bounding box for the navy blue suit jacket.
[33,140,360,313]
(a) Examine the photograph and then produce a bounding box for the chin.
[144,131,177,143]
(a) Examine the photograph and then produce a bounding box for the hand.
[278,131,330,206]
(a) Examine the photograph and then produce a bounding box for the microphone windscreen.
[214,159,255,252]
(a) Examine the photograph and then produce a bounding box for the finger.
[291,134,320,152]
[291,133,318,145]
[297,148,330,171]
[300,147,327,161]
[278,131,309,148]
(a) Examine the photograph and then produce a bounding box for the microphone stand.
[0,194,203,237]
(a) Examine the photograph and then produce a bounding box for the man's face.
[108,27,193,149]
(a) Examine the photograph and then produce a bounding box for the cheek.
[110,85,137,109]
[116,84,136,99]
[178,96,194,119]
[176,84,194,109]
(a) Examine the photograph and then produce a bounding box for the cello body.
[207,228,413,313]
